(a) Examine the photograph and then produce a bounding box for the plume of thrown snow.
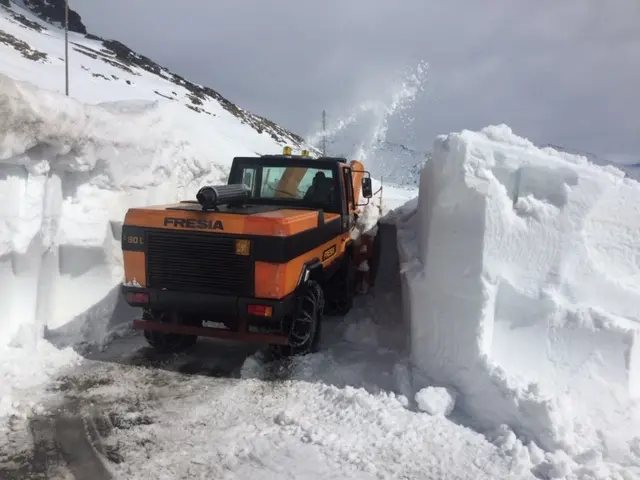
[306,61,428,167]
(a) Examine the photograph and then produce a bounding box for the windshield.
[238,165,337,206]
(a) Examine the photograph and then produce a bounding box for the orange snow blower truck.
[120,147,375,356]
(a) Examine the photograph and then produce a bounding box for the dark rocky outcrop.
[0,30,47,61]
[2,5,46,32]
[22,0,86,34]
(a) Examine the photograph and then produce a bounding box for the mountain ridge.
[0,0,306,148]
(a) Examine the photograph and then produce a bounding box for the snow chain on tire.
[287,280,324,350]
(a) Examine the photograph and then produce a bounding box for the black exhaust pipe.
[196,184,250,211]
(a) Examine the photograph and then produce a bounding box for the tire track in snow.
[1,405,113,480]
[52,403,113,480]
[4,337,257,478]
[0,415,65,480]
[20,398,114,480]
[27,415,66,479]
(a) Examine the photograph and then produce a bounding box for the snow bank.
[397,125,640,474]
[0,73,288,351]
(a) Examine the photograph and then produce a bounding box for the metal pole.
[65,0,69,95]
[321,110,327,156]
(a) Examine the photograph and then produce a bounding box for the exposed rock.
[0,29,47,61]
[7,9,45,32]
[85,32,103,41]
[22,0,86,34]
[1,2,45,32]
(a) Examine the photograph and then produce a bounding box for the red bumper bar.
[132,319,289,345]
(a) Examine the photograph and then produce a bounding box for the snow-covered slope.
[0,1,304,147]
[395,125,640,478]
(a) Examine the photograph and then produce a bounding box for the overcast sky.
[73,0,640,160]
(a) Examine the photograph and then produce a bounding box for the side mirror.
[362,177,373,198]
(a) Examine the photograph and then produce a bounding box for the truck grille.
[146,230,253,296]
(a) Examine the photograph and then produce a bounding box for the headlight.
[235,239,251,256]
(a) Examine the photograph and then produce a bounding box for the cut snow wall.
[398,125,640,455]
[0,73,282,350]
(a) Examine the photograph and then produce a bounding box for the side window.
[242,168,256,194]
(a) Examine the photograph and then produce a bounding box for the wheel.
[325,256,355,316]
[270,280,324,358]
[142,310,197,354]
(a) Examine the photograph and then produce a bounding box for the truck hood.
[123,202,341,237]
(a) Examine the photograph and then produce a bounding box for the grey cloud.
[73,0,640,160]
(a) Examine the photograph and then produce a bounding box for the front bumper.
[121,285,296,345]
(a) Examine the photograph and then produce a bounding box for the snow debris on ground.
[0,341,82,418]
[10,350,530,480]
[395,124,640,479]
[415,386,457,417]
[125,378,527,480]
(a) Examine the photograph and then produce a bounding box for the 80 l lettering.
[127,235,144,245]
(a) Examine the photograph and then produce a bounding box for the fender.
[297,258,323,288]
[297,238,353,289]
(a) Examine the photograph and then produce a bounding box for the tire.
[325,256,355,316]
[270,280,324,358]
[142,310,197,354]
